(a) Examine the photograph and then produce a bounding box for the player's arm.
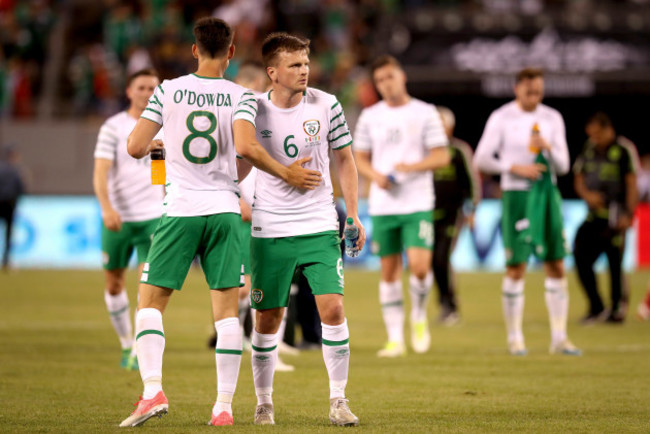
[240,197,252,222]
[546,114,570,175]
[395,147,450,173]
[93,158,121,231]
[354,150,391,189]
[333,145,366,251]
[127,118,162,159]
[233,119,322,190]
[620,143,640,229]
[573,152,604,210]
[237,157,253,182]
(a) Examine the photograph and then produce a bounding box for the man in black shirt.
[432,107,481,325]
[573,112,639,324]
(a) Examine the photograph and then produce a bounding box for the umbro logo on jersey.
[261,130,272,138]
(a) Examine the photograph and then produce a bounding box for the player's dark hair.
[370,55,402,76]
[586,111,614,129]
[193,17,233,58]
[126,68,158,87]
[262,32,310,67]
[515,67,544,83]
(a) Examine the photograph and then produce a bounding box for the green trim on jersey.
[333,140,353,150]
[140,115,162,125]
[331,101,340,110]
[191,73,224,80]
[157,84,164,94]
[144,107,161,116]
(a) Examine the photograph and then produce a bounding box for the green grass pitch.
[1,268,649,433]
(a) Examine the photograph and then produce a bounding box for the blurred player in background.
[118,18,314,427]
[573,112,639,324]
[432,106,481,326]
[92,68,162,371]
[474,67,581,356]
[354,55,449,357]
[247,32,364,426]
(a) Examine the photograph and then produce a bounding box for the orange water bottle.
[151,148,166,185]
[529,123,540,154]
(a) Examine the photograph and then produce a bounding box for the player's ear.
[267,66,276,83]
[191,44,199,59]
[228,44,235,60]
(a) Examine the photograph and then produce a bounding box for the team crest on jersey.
[303,119,320,136]
[252,289,263,303]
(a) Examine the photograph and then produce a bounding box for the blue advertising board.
[0,196,636,270]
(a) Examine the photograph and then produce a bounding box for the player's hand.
[583,191,605,209]
[375,174,392,189]
[617,214,632,230]
[103,208,122,232]
[510,163,546,180]
[287,157,322,190]
[466,212,475,230]
[395,163,411,173]
[529,135,551,152]
[148,139,164,154]
[348,215,366,252]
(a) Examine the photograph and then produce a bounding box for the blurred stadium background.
[2,0,650,270]
[2,1,650,432]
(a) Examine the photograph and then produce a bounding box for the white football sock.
[321,319,350,399]
[251,330,278,405]
[379,280,404,343]
[136,308,165,399]
[502,277,525,345]
[545,277,569,345]
[214,317,242,415]
[409,271,433,323]
[104,289,133,350]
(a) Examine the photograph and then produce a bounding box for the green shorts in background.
[250,231,343,310]
[141,213,243,290]
[241,221,252,275]
[101,218,159,270]
[370,211,434,257]
[501,190,567,266]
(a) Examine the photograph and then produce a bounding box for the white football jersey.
[142,73,257,217]
[474,101,570,191]
[94,111,163,222]
[251,88,352,238]
[354,98,447,216]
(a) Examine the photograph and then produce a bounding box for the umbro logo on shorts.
[261,130,272,138]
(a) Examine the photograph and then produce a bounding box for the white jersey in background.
[94,111,164,222]
[252,88,352,238]
[354,98,447,216]
[474,101,570,191]
[142,73,257,217]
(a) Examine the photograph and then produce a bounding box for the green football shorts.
[501,190,567,266]
[370,211,434,257]
[141,213,243,290]
[250,231,344,310]
[101,218,159,270]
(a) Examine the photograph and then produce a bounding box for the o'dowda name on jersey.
[172,89,232,107]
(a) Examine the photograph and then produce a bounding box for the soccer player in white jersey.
[93,68,163,372]
[245,32,365,427]
[354,55,450,358]
[474,67,581,356]
[118,18,319,428]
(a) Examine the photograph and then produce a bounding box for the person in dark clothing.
[432,107,481,325]
[573,112,639,324]
[0,146,25,271]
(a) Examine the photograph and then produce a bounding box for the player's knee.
[320,303,345,325]
[411,265,430,281]
[106,280,124,295]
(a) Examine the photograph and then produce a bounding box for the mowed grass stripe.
[0,268,649,432]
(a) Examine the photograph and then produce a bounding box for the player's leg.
[249,235,296,425]
[573,220,606,322]
[432,210,458,324]
[404,211,434,353]
[101,223,136,369]
[637,282,650,320]
[120,215,202,427]
[501,191,531,355]
[301,231,358,427]
[372,214,406,357]
[544,259,581,355]
[202,213,247,426]
[604,231,626,322]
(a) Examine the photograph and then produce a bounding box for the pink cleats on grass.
[119,391,168,427]
[209,411,234,426]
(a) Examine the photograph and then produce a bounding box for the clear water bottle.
[343,217,360,258]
